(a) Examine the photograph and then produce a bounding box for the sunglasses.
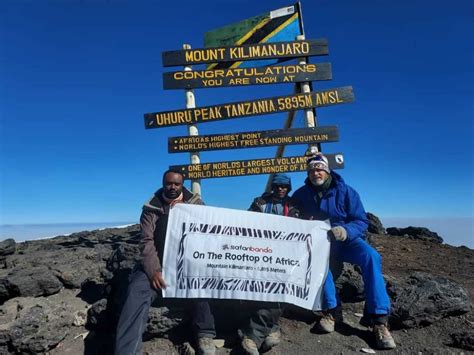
[273,184,289,189]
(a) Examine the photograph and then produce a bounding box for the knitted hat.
[307,154,330,174]
[272,173,292,192]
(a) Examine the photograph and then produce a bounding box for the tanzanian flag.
[204,3,304,69]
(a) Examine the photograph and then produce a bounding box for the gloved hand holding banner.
[162,204,330,310]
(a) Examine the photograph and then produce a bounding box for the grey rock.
[366,212,386,234]
[450,330,474,350]
[0,289,89,354]
[145,306,187,338]
[0,329,11,354]
[51,246,113,289]
[1,266,63,303]
[387,272,470,328]
[9,304,69,354]
[86,298,187,338]
[0,280,10,303]
[334,263,365,303]
[106,243,141,274]
[87,298,109,328]
[104,243,141,325]
[386,226,443,243]
[0,239,16,259]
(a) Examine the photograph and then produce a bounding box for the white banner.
[162,204,331,310]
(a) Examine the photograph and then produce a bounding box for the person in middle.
[239,173,300,355]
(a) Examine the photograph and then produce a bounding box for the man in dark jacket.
[240,174,299,355]
[292,154,396,350]
[115,169,216,355]
[248,173,300,218]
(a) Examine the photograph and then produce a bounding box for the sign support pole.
[183,44,201,196]
[265,33,319,192]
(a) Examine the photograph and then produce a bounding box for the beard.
[165,189,181,199]
[312,177,326,186]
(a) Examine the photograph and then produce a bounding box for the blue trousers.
[115,266,216,355]
[322,237,391,315]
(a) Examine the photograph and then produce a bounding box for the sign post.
[144,3,355,201]
[182,44,201,195]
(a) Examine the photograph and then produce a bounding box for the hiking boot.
[241,337,259,355]
[315,311,335,333]
[197,337,216,355]
[373,323,396,349]
[261,330,281,351]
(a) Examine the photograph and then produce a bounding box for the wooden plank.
[162,39,328,67]
[144,86,354,129]
[168,126,339,153]
[170,153,344,180]
[163,63,332,90]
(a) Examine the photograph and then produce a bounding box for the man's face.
[272,184,290,199]
[163,172,184,199]
[308,169,329,186]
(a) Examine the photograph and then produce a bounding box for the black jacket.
[248,192,300,218]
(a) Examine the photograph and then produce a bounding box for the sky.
[1,0,473,245]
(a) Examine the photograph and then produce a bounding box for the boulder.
[334,263,365,303]
[145,306,187,338]
[0,330,10,354]
[0,280,10,303]
[387,272,470,328]
[386,226,443,243]
[86,298,187,338]
[366,213,386,234]
[0,266,63,303]
[450,330,474,351]
[0,289,88,354]
[51,245,113,289]
[106,243,141,274]
[8,304,69,353]
[104,243,141,321]
[0,239,16,261]
[87,298,109,329]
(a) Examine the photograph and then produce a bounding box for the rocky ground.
[0,214,473,354]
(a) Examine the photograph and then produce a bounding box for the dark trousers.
[239,301,282,348]
[115,266,215,355]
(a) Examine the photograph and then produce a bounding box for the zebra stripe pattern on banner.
[185,277,310,300]
[175,222,312,299]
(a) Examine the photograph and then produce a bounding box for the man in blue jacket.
[292,154,396,350]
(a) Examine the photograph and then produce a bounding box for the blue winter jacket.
[291,171,369,241]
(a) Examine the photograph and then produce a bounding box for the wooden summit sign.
[162,39,328,67]
[170,154,345,180]
[163,63,332,89]
[168,126,339,153]
[145,86,354,129]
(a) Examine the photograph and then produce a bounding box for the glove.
[329,226,347,242]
